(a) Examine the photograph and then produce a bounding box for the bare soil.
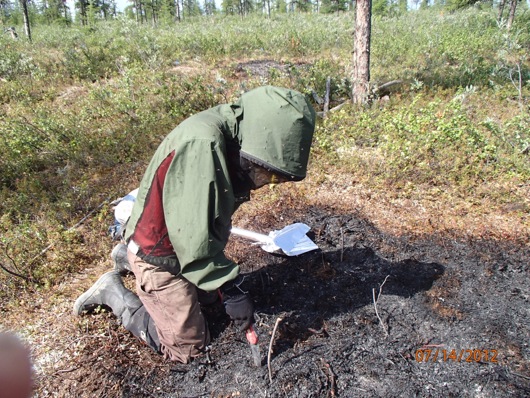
[3,174,526,398]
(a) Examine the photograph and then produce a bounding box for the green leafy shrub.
[315,93,529,193]
[372,10,501,88]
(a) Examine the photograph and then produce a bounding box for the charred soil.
[15,179,528,398]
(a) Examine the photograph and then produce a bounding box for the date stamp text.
[415,348,498,363]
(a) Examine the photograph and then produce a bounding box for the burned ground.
[24,190,529,398]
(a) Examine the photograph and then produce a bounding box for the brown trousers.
[127,250,210,363]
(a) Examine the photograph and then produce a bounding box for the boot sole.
[73,271,122,315]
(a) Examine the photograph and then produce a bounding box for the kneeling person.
[74,86,316,363]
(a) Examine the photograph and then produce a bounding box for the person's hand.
[222,293,254,331]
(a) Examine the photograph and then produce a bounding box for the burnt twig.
[0,261,35,283]
[372,275,390,337]
[308,327,327,336]
[320,358,336,397]
[268,317,283,383]
[0,242,36,283]
[340,227,344,262]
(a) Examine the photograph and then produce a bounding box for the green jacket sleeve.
[162,137,240,291]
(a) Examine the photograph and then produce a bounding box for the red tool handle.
[245,325,259,345]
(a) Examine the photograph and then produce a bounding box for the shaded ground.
[22,185,529,398]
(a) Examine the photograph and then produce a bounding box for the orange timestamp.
[415,348,499,363]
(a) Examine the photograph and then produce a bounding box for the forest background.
[2,0,529,27]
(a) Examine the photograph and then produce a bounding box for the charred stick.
[372,275,390,337]
[340,227,344,262]
[267,317,283,383]
[320,358,336,397]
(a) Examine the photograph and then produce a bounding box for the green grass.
[0,9,528,299]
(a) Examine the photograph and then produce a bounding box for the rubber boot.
[122,305,161,353]
[73,271,160,353]
[111,243,132,275]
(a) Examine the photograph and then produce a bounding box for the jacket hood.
[236,86,316,181]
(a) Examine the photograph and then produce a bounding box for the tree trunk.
[19,0,31,42]
[79,0,87,25]
[151,0,157,25]
[352,0,371,105]
[506,0,517,30]
[497,0,506,22]
[175,0,181,21]
[134,0,140,22]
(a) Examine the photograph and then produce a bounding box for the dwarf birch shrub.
[150,14,351,61]
[0,47,38,82]
[315,94,529,194]
[371,9,501,88]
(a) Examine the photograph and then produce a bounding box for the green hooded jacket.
[124,86,316,291]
